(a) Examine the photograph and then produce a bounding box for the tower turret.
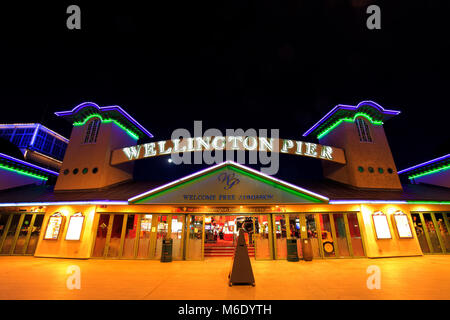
[303,101,402,190]
[54,102,153,191]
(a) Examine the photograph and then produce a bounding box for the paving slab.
[0,256,449,299]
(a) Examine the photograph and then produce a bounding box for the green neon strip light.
[407,201,450,205]
[228,166,323,203]
[0,163,48,181]
[407,164,450,180]
[133,169,222,203]
[317,112,383,140]
[134,165,324,204]
[73,114,139,140]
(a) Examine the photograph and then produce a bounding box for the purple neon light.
[55,102,153,138]
[397,154,450,174]
[329,200,408,204]
[0,200,128,207]
[30,124,40,146]
[302,101,401,137]
[0,152,59,176]
[0,123,69,144]
[128,160,329,202]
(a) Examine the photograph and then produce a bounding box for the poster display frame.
[65,212,85,241]
[372,211,392,240]
[392,211,414,239]
[43,212,65,240]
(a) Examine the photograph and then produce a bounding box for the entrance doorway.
[0,212,45,255]
[273,212,366,259]
[91,213,186,259]
[411,212,450,254]
[203,215,254,258]
[185,214,273,260]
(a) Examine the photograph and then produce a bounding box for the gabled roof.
[55,102,153,140]
[398,154,450,180]
[302,100,401,139]
[128,161,330,204]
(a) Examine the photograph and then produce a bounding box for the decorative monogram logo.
[217,172,240,190]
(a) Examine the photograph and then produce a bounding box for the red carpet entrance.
[204,215,255,258]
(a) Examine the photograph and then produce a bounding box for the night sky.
[1,1,449,182]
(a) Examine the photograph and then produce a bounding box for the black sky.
[1,1,449,181]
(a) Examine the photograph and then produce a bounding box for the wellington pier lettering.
[111,136,346,165]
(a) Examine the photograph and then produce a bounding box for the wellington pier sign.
[110,136,346,165]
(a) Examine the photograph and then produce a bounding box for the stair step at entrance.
[204,246,255,257]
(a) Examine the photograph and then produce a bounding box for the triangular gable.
[128,161,329,204]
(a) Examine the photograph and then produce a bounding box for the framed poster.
[65,212,85,241]
[393,212,413,239]
[44,212,65,240]
[372,212,392,239]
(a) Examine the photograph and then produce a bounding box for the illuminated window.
[355,118,372,143]
[84,118,101,144]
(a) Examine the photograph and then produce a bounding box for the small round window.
[368,167,374,173]
[73,168,79,175]
[82,168,88,174]
[63,169,69,175]
[388,168,394,174]
[92,167,98,174]
[378,168,384,174]
[358,166,364,172]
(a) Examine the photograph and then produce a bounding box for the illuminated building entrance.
[204,215,248,258]
[185,213,272,260]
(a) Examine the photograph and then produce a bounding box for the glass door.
[121,214,138,258]
[412,212,450,254]
[423,213,443,253]
[92,213,186,260]
[288,214,302,258]
[411,213,430,253]
[273,214,287,259]
[333,214,350,257]
[92,214,111,257]
[106,215,125,258]
[13,214,34,255]
[0,214,21,254]
[153,215,169,260]
[186,215,204,260]
[347,213,365,257]
[137,214,153,258]
[318,213,365,258]
[171,215,185,260]
[0,214,11,253]
[319,213,336,257]
[305,214,321,258]
[0,213,45,256]
[253,214,272,260]
[435,213,450,253]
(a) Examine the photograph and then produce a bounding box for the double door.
[411,212,450,254]
[185,214,273,260]
[272,212,366,259]
[91,213,185,259]
[0,213,44,255]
